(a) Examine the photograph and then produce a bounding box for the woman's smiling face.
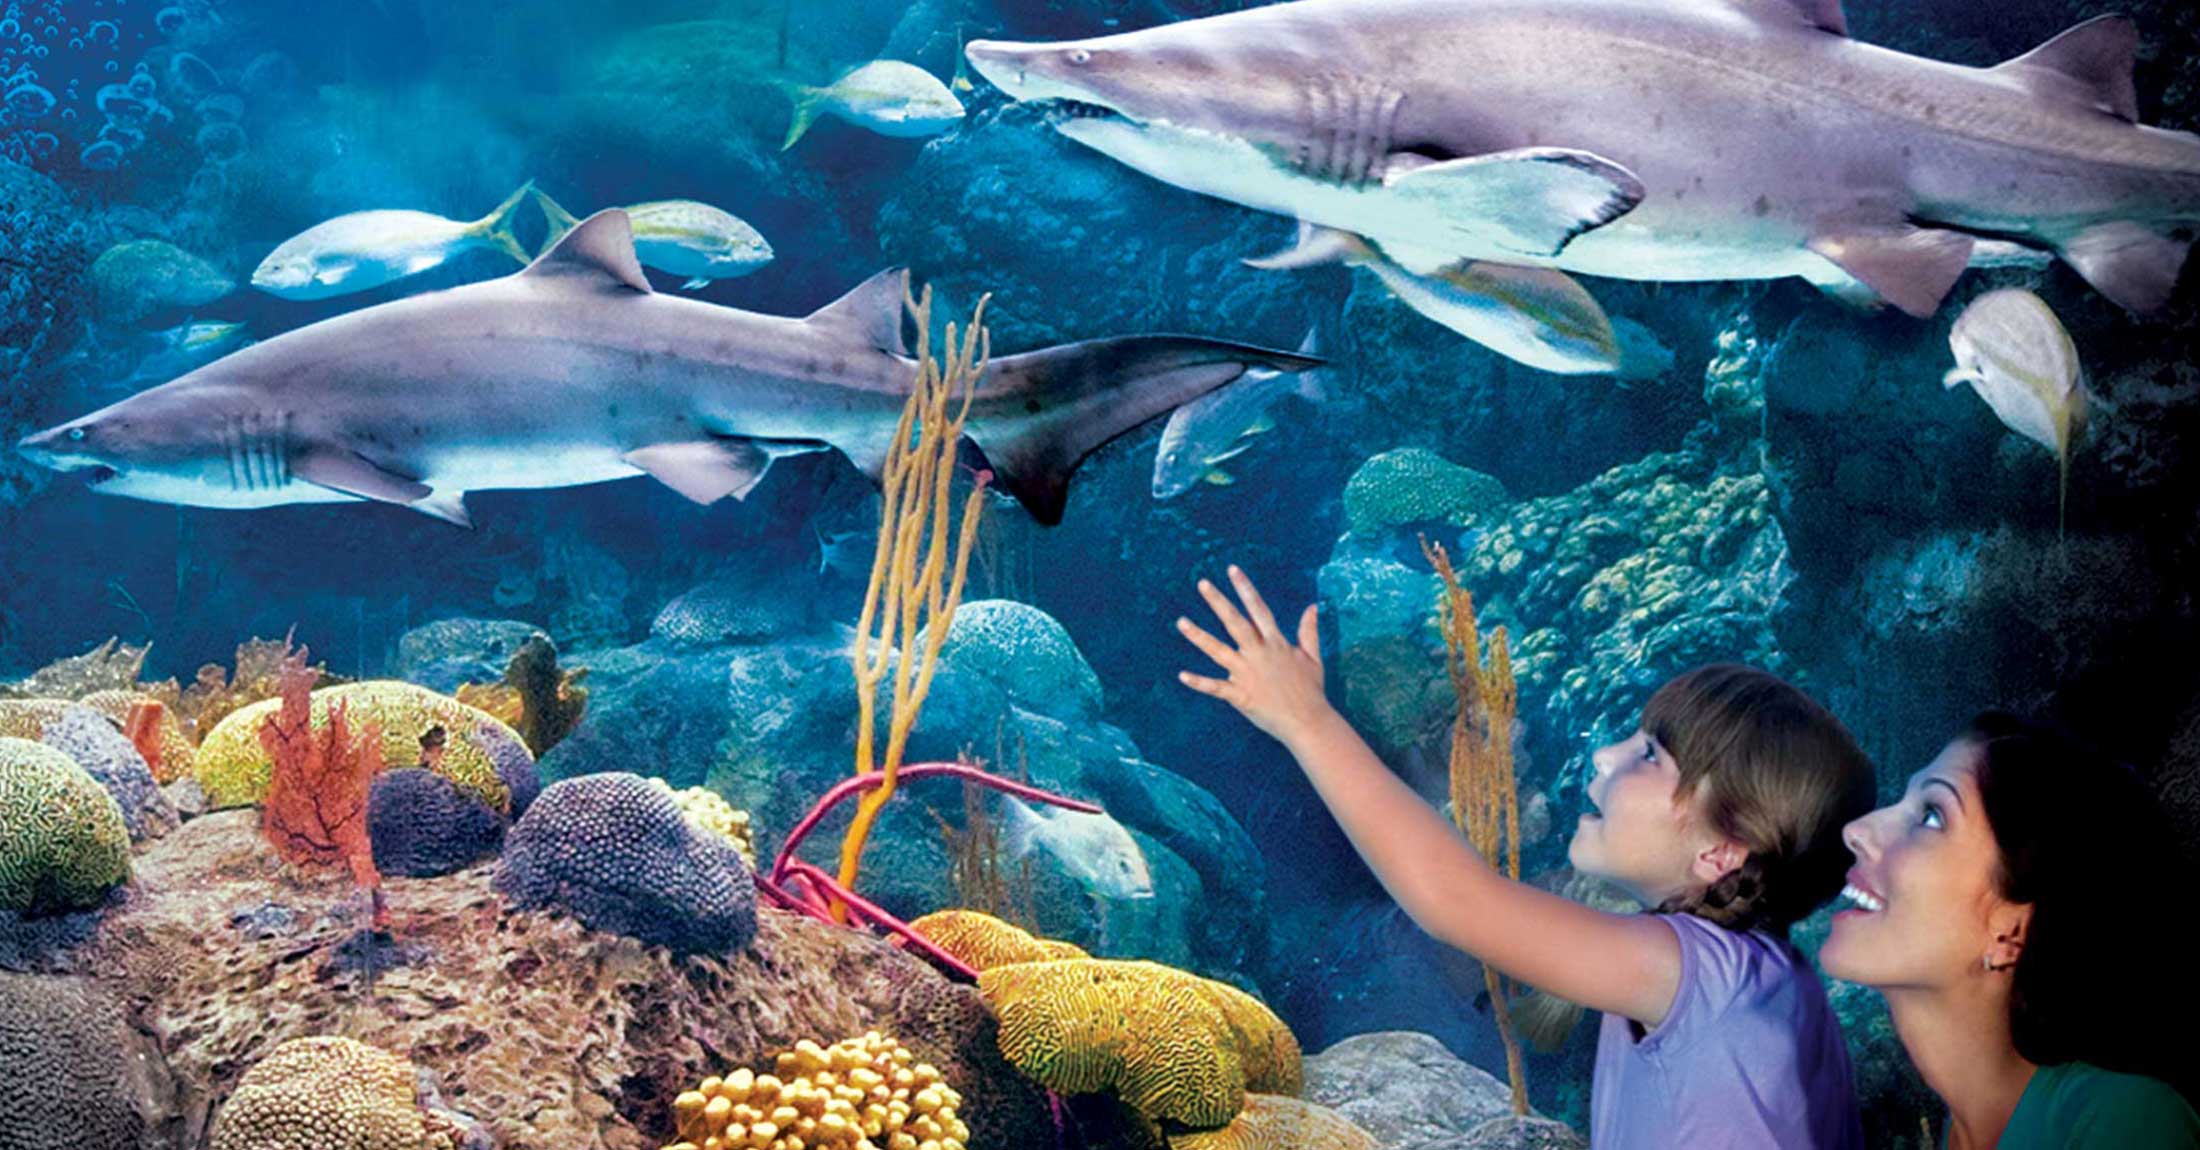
[1819,738,2028,988]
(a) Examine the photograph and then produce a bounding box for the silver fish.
[1943,289,2091,529]
[251,180,535,300]
[1153,328,1326,499]
[1002,795,1155,901]
[781,60,964,150]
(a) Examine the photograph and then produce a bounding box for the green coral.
[0,737,132,914]
[194,681,522,812]
[1344,448,1511,537]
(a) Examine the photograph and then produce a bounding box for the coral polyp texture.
[651,777,759,869]
[39,703,178,842]
[664,1030,971,1150]
[495,771,758,956]
[0,971,152,1150]
[1166,1093,1376,1150]
[367,767,507,878]
[1343,447,1512,537]
[208,1036,429,1150]
[0,737,132,914]
[193,681,531,811]
[977,958,1301,1130]
[78,690,198,783]
[908,909,1089,971]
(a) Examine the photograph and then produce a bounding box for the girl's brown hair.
[1643,664,1878,935]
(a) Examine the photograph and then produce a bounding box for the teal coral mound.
[494,772,757,956]
[0,972,150,1150]
[1344,448,1511,537]
[0,738,131,915]
[193,681,532,812]
[925,599,1105,720]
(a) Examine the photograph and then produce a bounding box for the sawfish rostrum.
[968,2,2200,322]
[17,210,1318,527]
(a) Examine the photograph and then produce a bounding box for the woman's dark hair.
[1966,710,2198,1102]
[1645,665,1879,935]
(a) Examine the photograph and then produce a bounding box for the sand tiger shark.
[17,210,1317,527]
[966,1,2200,369]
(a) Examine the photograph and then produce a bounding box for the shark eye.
[1067,48,1091,65]
[67,427,86,442]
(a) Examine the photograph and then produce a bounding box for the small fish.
[812,522,874,579]
[535,191,774,290]
[1943,288,2092,531]
[1001,795,1154,901]
[88,239,234,324]
[780,60,964,150]
[1247,222,1671,377]
[251,179,536,300]
[1152,329,1327,500]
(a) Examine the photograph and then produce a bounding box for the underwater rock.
[38,702,177,841]
[1303,1031,1585,1150]
[1344,448,1512,538]
[495,772,758,956]
[0,970,175,1150]
[367,768,506,878]
[393,617,550,695]
[48,808,1049,1150]
[924,598,1106,720]
[0,737,133,916]
[540,647,736,790]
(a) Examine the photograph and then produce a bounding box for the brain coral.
[923,600,1104,719]
[0,737,132,914]
[666,1030,970,1150]
[0,971,149,1150]
[909,909,1090,972]
[1344,447,1511,537]
[1167,1093,1376,1150]
[494,771,757,956]
[194,681,531,812]
[39,704,177,841]
[209,1036,426,1150]
[78,689,197,783]
[367,768,506,878]
[650,778,757,869]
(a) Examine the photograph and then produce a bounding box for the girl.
[1175,566,1875,1148]
[1823,713,2200,1149]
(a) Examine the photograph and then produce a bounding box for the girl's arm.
[1177,566,1684,1028]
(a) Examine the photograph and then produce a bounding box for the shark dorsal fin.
[805,267,909,356]
[1732,0,1847,35]
[520,208,652,292]
[1991,14,2139,123]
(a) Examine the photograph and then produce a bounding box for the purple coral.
[368,768,506,878]
[493,772,755,956]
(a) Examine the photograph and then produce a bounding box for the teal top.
[1990,1062,2200,1149]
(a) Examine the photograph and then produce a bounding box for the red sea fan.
[257,649,386,916]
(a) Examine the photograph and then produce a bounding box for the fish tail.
[967,335,1323,525]
[475,178,537,265]
[532,187,583,255]
[1512,988,1587,1053]
[781,86,825,150]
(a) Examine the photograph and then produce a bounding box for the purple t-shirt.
[1590,913,1862,1150]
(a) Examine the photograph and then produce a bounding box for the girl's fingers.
[1228,565,1282,638]
[1177,670,1234,701]
[1298,603,1322,664]
[1175,616,1240,671]
[1197,578,1257,647]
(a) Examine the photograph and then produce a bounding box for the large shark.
[17,211,1316,528]
[966,1,2200,361]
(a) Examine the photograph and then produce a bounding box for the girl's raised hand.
[1175,565,1329,744]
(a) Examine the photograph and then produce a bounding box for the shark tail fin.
[474,178,537,264]
[967,335,1323,525]
[781,86,826,150]
[2055,219,2191,314]
[533,187,584,255]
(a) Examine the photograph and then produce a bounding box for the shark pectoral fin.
[1806,225,1975,318]
[1382,147,1645,258]
[520,209,652,293]
[411,490,474,529]
[623,439,774,504]
[292,449,432,505]
[2056,220,2190,314]
[1243,222,1369,270]
[1991,14,2138,123]
[804,267,910,355]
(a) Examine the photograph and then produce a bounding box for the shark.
[965,1,2200,363]
[16,210,1319,527]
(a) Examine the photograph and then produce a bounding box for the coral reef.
[653,778,758,869]
[663,1030,970,1150]
[79,690,197,783]
[653,561,819,648]
[496,772,758,956]
[1345,448,1512,538]
[194,681,530,813]
[0,737,132,914]
[394,618,550,694]
[2,638,151,701]
[909,909,1088,971]
[1303,1031,1585,1150]
[368,768,507,878]
[39,703,178,842]
[921,599,1106,721]
[257,656,384,913]
[0,970,167,1150]
[1168,1093,1375,1150]
[208,1036,431,1150]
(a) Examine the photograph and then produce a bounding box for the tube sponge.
[0,737,131,914]
[663,1030,970,1150]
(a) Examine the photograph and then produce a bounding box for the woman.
[1822,711,2200,1149]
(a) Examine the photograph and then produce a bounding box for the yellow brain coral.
[907,909,1089,972]
[1193,978,1302,1098]
[663,1030,969,1150]
[650,779,757,869]
[79,690,196,783]
[208,1036,425,1150]
[194,682,521,811]
[1167,1094,1376,1150]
